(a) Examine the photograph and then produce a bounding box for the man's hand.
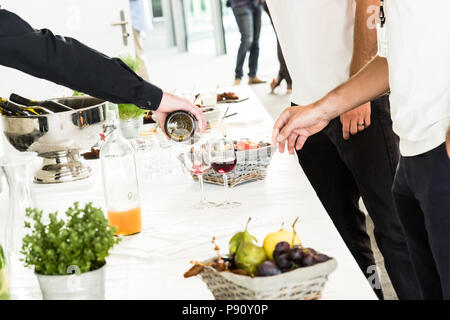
[339,102,371,140]
[272,104,330,154]
[154,92,206,136]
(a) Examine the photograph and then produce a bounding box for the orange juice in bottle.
[107,207,142,236]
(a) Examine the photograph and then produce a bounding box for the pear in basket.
[231,218,267,277]
[235,243,267,277]
[229,218,258,255]
[263,218,302,260]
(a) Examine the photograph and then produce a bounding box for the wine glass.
[183,141,216,209]
[210,138,241,208]
[200,90,217,107]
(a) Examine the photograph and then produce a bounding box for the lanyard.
[379,0,386,28]
[377,0,388,57]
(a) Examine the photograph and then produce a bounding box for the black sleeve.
[0,9,162,110]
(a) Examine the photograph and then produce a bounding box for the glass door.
[151,0,164,19]
[184,0,215,55]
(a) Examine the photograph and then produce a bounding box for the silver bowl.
[2,96,108,184]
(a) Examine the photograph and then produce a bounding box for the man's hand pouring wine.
[154,92,207,136]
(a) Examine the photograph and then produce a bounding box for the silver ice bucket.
[2,96,108,183]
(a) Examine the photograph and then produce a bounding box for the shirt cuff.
[136,82,163,111]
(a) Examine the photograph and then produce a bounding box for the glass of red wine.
[183,141,216,209]
[210,138,241,208]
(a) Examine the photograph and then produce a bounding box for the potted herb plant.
[117,55,148,139]
[21,202,120,300]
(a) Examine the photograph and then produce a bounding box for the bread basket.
[193,145,277,187]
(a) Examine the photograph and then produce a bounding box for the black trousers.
[392,143,450,299]
[293,96,420,299]
[263,3,292,85]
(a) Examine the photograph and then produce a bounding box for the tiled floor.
[143,22,397,300]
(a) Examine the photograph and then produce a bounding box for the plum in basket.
[257,261,282,277]
[301,252,315,267]
[273,241,290,261]
[288,246,304,265]
[275,253,292,272]
[314,254,330,263]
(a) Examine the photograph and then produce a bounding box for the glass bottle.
[9,93,72,112]
[100,118,142,236]
[0,151,37,298]
[0,98,38,116]
[164,111,197,142]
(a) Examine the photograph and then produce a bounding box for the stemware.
[210,138,241,208]
[183,141,216,209]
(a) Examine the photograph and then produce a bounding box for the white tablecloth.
[1,86,377,300]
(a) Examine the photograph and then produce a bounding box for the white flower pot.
[36,265,105,300]
[120,117,142,139]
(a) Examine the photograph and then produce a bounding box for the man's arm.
[0,9,206,131]
[0,9,162,110]
[322,56,389,121]
[272,56,389,153]
[339,0,380,139]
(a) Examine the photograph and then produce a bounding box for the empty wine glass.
[183,141,216,209]
[210,138,241,208]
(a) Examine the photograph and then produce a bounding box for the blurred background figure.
[228,0,266,86]
[263,2,292,94]
[129,0,153,81]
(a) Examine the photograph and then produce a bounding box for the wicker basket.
[192,146,277,187]
[199,258,337,300]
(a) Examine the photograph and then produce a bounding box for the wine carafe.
[0,152,37,298]
[100,118,142,236]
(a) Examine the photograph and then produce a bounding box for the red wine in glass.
[212,159,237,174]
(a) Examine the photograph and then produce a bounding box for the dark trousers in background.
[293,96,420,300]
[232,4,262,79]
[392,143,450,299]
[263,3,292,85]
[275,38,291,85]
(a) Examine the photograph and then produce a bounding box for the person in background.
[272,0,450,300]
[0,8,206,134]
[228,0,266,86]
[262,2,292,94]
[129,0,153,81]
[267,0,420,299]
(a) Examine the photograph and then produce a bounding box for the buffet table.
[1,86,377,300]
